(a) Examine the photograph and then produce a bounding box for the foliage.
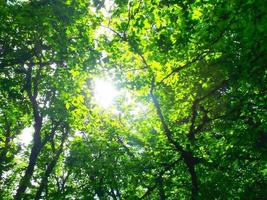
[0,0,266,199]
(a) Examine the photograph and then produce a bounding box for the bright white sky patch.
[94,79,118,108]
[130,102,147,116]
[17,126,34,146]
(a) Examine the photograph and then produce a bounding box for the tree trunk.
[34,131,66,200]
[34,154,59,200]
[14,119,42,200]
[185,159,198,200]
[158,175,166,200]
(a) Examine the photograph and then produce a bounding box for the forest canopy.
[0,0,266,199]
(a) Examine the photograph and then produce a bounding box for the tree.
[97,0,267,199]
[1,0,98,199]
[0,0,266,199]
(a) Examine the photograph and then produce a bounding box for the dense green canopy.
[0,0,266,199]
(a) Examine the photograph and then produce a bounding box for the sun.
[94,79,118,108]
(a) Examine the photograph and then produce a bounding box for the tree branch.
[150,78,184,152]
[157,52,209,87]
[139,158,181,199]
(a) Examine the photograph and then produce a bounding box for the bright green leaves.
[192,7,202,20]
[0,0,266,199]
[94,0,267,199]
[0,0,99,198]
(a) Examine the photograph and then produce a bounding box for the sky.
[18,78,119,145]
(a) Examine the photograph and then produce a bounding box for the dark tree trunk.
[151,84,199,199]
[14,66,44,200]
[96,177,105,199]
[15,119,42,200]
[34,153,59,200]
[158,175,166,200]
[184,156,198,200]
[34,131,67,200]
[189,164,198,200]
